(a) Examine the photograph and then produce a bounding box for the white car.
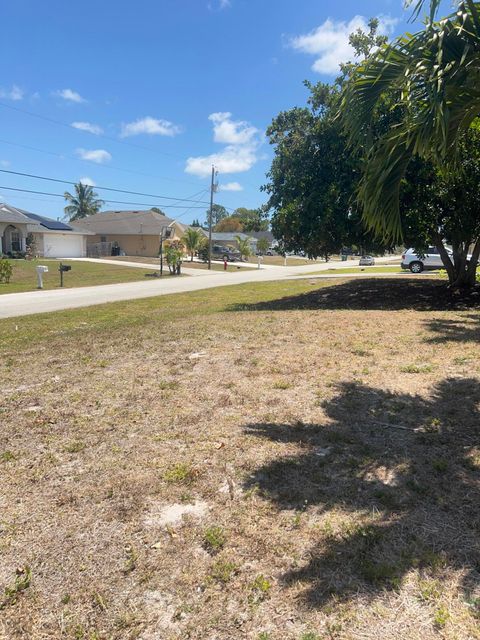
[359,255,375,266]
[401,247,451,273]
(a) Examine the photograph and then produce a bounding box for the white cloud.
[72,121,104,135]
[219,181,243,192]
[209,112,259,145]
[120,116,182,138]
[0,85,24,101]
[208,0,231,10]
[186,112,262,178]
[290,15,397,75]
[75,148,112,164]
[55,88,86,103]
[79,176,96,186]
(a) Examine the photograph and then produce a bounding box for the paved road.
[0,256,402,319]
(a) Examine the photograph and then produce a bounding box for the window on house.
[11,231,21,252]
[101,236,107,243]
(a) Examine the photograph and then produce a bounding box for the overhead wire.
[0,168,211,204]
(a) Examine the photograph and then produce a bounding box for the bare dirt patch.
[0,278,479,639]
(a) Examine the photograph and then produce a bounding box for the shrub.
[0,258,13,284]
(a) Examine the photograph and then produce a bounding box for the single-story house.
[72,209,191,257]
[0,203,92,258]
[198,230,259,252]
[248,230,277,248]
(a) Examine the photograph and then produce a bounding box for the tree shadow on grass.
[228,278,480,312]
[424,313,480,343]
[244,378,480,608]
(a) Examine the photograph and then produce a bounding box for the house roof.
[19,210,74,231]
[0,203,89,234]
[71,209,176,235]
[199,231,255,242]
[248,231,275,242]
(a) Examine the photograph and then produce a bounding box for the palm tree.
[182,227,203,261]
[64,183,104,221]
[235,235,252,261]
[342,0,480,241]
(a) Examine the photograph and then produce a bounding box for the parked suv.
[401,247,451,273]
[211,244,240,262]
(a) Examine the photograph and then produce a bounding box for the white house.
[0,203,92,258]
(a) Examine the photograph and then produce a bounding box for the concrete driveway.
[0,256,402,319]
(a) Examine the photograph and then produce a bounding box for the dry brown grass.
[1,278,479,640]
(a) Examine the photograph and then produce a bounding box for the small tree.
[164,240,184,275]
[256,238,270,255]
[235,235,252,261]
[182,228,203,261]
[0,258,13,283]
[197,238,209,263]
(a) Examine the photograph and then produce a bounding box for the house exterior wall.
[87,233,182,257]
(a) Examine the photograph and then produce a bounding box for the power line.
[0,137,203,187]
[0,169,211,205]
[0,185,208,209]
[0,101,185,160]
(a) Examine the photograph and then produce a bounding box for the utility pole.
[208,165,217,270]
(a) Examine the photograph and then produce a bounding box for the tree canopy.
[64,183,104,221]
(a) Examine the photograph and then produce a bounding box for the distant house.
[198,230,258,251]
[248,230,276,247]
[0,203,91,257]
[72,209,191,257]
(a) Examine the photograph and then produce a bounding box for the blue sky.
[0,1,431,224]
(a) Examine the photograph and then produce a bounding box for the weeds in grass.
[249,574,272,603]
[163,463,197,484]
[210,559,238,583]
[273,380,292,390]
[300,633,322,640]
[0,565,32,609]
[158,380,179,391]
[203,526,225,554]
[400,364,433,374]
[1,450,16,463]
[434,605,450,628]
[417,578,442,602]
[64,441,86,454]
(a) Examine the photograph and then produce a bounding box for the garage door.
[43,234,84,258]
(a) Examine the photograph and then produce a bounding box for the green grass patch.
[0,279,336,350]
[0,259,169,294]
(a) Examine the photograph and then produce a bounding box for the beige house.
[73,209,191,257]
[0,203,91,257]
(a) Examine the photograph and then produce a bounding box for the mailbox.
[36,265,49,289]
[58,263,71,287]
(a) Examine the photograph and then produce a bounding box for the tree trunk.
[433,232,479,288]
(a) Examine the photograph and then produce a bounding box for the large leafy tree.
[207,204,229,227]
[264,21,391,260]
[342,1,480,285]
[232,207,269,232]
[64,183,104,221]
[400,124,480,286]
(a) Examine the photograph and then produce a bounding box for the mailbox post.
[36,265,49,289]
[59,263,71,287]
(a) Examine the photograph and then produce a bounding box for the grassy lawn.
[0,259,168,294]
[247,255,322,266]
[105,255,253,272]
[1,277,480,639]
[305,265,408,275]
